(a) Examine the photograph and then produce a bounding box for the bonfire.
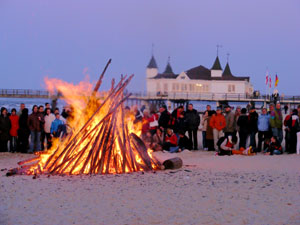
[7,59,161,176]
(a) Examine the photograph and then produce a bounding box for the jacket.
[164,133,178,146]
[209,113,226,131]
[257,114,270,132]
[248,111,258,132]
[224,111,235,133]
[269,109,283,129]
[44,113,55,133]
[0,115,11,141]
[185,109,200,130]
[50,118,64,134]
[28,112,42,132]
[9,115,19,137]
[206,116,214,140]
[178,135,192,150]
[201,114,208,132]
[237,114,249,133]
[158,110,170,129]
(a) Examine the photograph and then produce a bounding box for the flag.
[265,72,269,85]
[269,77,271,88]
[275,74,279,87]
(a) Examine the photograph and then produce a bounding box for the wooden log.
[163,157,183,170]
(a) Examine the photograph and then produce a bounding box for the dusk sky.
[1,0,299,95]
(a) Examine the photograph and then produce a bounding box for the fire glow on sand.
[7,60,161,176]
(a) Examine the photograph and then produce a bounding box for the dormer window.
[181,76,185,79]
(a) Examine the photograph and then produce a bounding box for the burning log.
[7,62,161,176]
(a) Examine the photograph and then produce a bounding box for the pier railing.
[129,92,300,103]
[0,89,50,98]
[1,89,300,104]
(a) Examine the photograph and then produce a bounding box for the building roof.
[186,65,250,81]
[152,73,178,79]
[222,63,232,76]
[147,55,158,69]
[163,62,174,74]
[211,56,222,70]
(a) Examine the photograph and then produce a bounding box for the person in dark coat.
[18,108,30,153]
[178,130,192,151]
[237,108,249,149]
[185,104,200,150]
[0,107,11,152]
[158,105,170,132]
[248,107,258,150]
[38,105,45,150]
[171,106,184,133]
[28,105,43,153]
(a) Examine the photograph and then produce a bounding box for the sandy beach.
[1,151,300,225]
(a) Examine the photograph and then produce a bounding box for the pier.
[1,88,300,107]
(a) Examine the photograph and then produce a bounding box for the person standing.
[269,102,283,144]
[237,108,249,149]
[38,105,45,150]
[286,109,299,154]
[201,110,209,150]
[248,107,259,150]
[18,108,30,153]
[223,105,236,138]
[257,108,270,152]
[185,104,200,150]
[284,104,289,114]
[44,108,55,150]
[27,105,42,153]
[50,113,64,138]
[0,107,11,152]
[158,105,170,132]
[171,106,184,133]
[148,110,159,135]
[17,103,25,117]
[9,108,19,152]
[209,107,226,151]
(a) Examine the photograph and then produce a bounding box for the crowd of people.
[0,102,70,153]
[134,102,300,156]
[1,100,300,156]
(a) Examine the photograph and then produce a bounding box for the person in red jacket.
[163,128,178,151]
[9,108,19,152]
[209,107,226,150]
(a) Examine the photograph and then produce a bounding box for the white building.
[146,55,253,98]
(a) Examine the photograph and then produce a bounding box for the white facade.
[146,56,254,98]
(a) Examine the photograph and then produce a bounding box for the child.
[178,130,192,151]
[163,128,178,151]
[264,136,282,155]
[50,113,64,138]
[151,128,164,151]
[142,130,153,149]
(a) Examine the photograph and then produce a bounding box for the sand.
[1,151,300,225]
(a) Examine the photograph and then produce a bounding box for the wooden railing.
[0,89,50,98]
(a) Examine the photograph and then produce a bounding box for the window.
[189,84,194,92]
[163,83,168,92]
[228,84,235,93]
[181,84,187,91]
[156,83,161,92]
[172,83,176,91]
[181,76,185,79]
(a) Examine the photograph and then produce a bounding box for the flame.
[12,75,160,175]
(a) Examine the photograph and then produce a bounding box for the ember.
[7,60,161,176]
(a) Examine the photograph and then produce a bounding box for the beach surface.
[1,151,300,225]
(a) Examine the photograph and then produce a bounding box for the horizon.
[0,0,299,95]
